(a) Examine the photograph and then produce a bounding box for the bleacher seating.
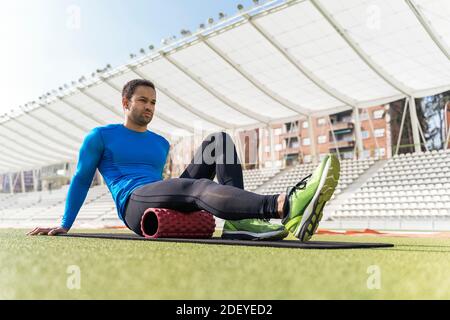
[333,150,450,219]
[243,168,280,191]
[258,158,375,198]
[0,185,120,227]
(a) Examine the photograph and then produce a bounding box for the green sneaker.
[222,219,289,241]
[282,154,340,242]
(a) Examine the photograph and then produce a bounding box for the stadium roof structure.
[1,0,450,173]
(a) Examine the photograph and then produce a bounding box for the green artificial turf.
[1,228,449,299]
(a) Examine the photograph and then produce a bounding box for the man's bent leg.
[179,132,244,189]
[123,178,279,236]
[179,132,287,240]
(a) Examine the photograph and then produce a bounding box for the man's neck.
[123,120,147,133]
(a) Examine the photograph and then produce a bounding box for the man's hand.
[27,227,69,236]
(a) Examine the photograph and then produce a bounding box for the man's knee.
[193,178,216,189]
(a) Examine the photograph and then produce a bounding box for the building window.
[275,144,283,151]
[302,121,309,129]
[264,146,271,153]
[317,118,326,126]
[374,128,385,138]
[302,138,311,146]
[373,110,385,119]
[274,128,282,136]
[318,135,327,144]
[361,131,370,139]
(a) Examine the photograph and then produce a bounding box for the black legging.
[123,132,280,236]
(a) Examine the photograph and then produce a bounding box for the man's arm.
[28,128,104,236]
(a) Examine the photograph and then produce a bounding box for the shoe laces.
[287,174,312,198]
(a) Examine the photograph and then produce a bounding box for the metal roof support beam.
[408,96,422,153]
[0,129,71,163]
[247,16,357,107]
[232,129,246,170]
[364,108,380,156]
[405,0,450,61]
[11,117,78,155]
[258,127,264,169]
[8,173,13,194]
[36,103,91,133]
[32,169,38,192]
[20,108,82,144]
[77,88,124,119]
[0,160,21,173]
[353,107,364,159]
[59,95,171,151]
[99,77,195,133]
[0,154,38,168]
[396,99,410,156]
[446,120,450,151]
[268,125,275,167]
[162,52,271,124]
[444,102,449,150]
[0,148,46,168]
[1,122,75,159]
[199,35,310,116]
[58,97,108,126]
[126,67,234,129]
[77,82,176,138]
[307,116,318,164]
[310,0,413,96]
[0,134,63,163]
[416,112,430,152]
[20,171,25,193]
[327,116,340,161]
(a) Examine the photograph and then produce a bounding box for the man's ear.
[122,97,129,110]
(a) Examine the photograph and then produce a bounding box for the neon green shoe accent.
[222,219,288,241]
[282,154,340,241]
[284,215,302,232]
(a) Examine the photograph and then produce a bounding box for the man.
[28,79,340,242]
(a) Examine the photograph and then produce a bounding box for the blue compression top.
[61,124,170,229]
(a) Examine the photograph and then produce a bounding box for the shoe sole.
[221,229,288,241]
[295,155,340,242]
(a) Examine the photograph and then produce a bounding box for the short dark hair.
[122,79,155,100]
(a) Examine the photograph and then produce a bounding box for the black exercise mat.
[59,233,394,249]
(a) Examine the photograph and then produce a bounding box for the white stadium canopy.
[1,0,450,173]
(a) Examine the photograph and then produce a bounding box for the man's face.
[123,86,156,126]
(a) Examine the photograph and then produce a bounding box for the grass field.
[1,228,449,299]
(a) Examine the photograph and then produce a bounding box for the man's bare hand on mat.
[27,227,68,236]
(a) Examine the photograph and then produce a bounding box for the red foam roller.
[140,208,216,239]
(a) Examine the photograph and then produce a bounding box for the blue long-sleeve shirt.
[61,124,170,229]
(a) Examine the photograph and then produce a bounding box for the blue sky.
[0,0,256,114]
